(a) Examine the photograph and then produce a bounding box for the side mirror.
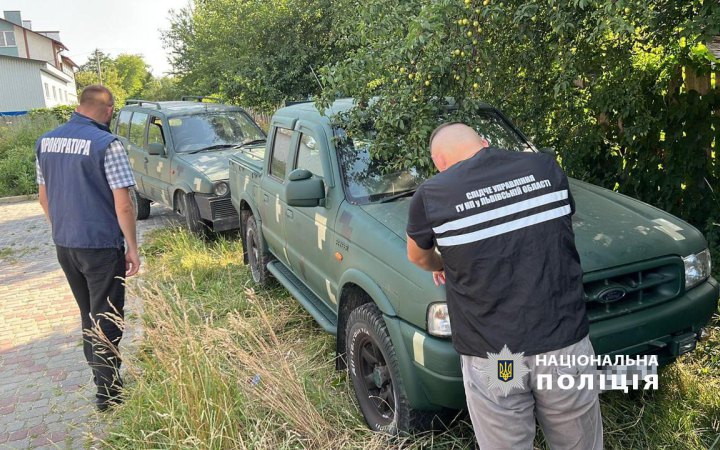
[539,147,556,156]
[148,142,166,156]
[285,169,325,207]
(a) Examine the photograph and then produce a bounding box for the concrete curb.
[0,194,38,204]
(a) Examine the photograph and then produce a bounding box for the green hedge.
[0,113,59,197]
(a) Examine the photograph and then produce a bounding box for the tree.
[140,76,181,101]
[319,0,720,232]
[163,0,341,111]
[114,54,152,98]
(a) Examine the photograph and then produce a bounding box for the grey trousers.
[461,335,603,450]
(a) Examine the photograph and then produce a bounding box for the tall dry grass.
[105,228,720,449]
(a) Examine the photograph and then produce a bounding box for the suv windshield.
[170,111,266,153]
[337,110,533,204]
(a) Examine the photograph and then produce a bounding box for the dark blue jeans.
[56,245,125,400]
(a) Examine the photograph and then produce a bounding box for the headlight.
[427,303,452,337]
[683,249,711,290]
[213,181,229,197]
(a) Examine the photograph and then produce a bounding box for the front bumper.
[194,194,240,231]
[384,277,718,412]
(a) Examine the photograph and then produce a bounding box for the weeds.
[107,228,720,449]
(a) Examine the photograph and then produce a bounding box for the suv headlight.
[683,249,711,290]
[427,303,452,337]
[213,181,229,197]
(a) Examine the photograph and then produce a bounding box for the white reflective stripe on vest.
[433,189,569,234]
[436,204,572,247]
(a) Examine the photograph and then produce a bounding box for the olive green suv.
[114,98,266,233]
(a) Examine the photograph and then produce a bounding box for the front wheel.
[179,192,207,236]
[130,187,151,220]
[346,303,436,435]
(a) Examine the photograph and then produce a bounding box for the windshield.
[169,111,266,153]
[337,110,532,204]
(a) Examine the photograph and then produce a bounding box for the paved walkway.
[0,200,178,449]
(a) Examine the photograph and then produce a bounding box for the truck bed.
[230,147,264,213]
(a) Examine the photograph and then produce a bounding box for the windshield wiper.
[379,189,417,203]
[239,138,266,147]
[187,144,238,154]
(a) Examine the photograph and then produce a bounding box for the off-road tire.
[346,303,436,435]
[245,214,272,286]
[179,192,207,236]
[130,187,151,220]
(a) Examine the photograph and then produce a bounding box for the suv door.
[284,123,339,307]
[126,110,149,194]
[260,124,296,266]
[143,115,172,206]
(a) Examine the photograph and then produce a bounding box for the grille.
[210,197,237,220]
[583,257,683,322]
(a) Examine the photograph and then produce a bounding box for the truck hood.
[359,179,707,273]
[175,148,243,181]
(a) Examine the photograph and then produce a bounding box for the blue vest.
[36,112,124,249]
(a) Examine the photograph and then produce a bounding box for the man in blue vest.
[36,84,140,411]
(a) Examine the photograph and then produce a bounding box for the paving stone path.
[0,200,178,449]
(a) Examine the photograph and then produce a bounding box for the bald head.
[429,122,488,172]
[76,84,115,126]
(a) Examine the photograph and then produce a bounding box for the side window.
[296,133,323,178]
[148,116,166,146]
[116,110,132,138]
[269,127,293,180]
[129,112,148,147]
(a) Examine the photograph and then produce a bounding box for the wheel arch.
[335,269,397,370]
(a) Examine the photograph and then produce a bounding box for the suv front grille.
[210,197,237,220]
[583,257,683,322]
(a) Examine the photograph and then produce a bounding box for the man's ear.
[434,152,447,172]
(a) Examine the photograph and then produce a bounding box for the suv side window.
[295,133,323,178]
[129,112,148,147]
[148,116,166,146]
[270,127,293,180]
[116,110,132,138]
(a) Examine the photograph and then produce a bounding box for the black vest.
[415,148,588,357]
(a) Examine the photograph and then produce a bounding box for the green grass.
[0,114,58,197]
[106,227,720,449]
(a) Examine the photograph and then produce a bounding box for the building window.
[52,86,57,100]
[44,83,50,98]
[0,31,16,47]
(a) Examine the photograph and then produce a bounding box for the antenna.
[309,66,324,91]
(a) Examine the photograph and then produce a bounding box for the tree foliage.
[163,0,341,111]
[75,51,154,106]
[320,0,720,235]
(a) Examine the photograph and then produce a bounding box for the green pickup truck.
[229,98,718,434]
[114,98,266,233]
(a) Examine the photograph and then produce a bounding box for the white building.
[0,10,78,115]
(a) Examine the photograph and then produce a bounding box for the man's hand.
[125,248,140,277]
[432,270,446,286]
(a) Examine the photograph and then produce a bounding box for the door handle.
[263,193,269,203]
[143,157,149,163]
[286,210,293,219]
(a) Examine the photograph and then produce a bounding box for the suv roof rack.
[125,99,162,109]
[180,95,221,102]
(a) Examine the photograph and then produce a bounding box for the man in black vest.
[36,85,140,411]
[406,123,602,449]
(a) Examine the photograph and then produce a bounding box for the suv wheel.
[179,192,207,236]
[130,187,151,220]
[245,214,272,285]
[346,303,435,435]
